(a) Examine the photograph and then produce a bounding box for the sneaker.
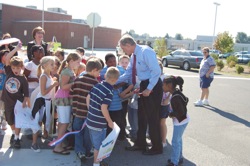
[163,142,167,148]
[202,99,209,106]
[167,158,184,165]
[76,152,86,162]
[100,161,109,166]
[85,152,94,159]
[31,143,41,153]
[13,139,21,149]
[10,134,14,144]
[194,100,203,106]
[166,162,177,166]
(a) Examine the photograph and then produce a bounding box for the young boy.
[86,67,120,166]
[100,53,125,138]
[1,42,30,148]
[70,58,102,162]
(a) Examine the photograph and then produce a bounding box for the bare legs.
[160,119,167,145]
[53,122,69,152]
[200,88,209,100]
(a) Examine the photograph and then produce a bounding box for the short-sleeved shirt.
[70,74,99,119]
[0,63,6,90]
[1,66,29,108]
[25,61,39,89]
[59,67,76,85]
[199,55,216,78]
[86,81,113,131]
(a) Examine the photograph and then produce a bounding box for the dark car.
[161,50,203,71]
[238,55,250,64]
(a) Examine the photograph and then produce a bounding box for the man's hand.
[108,121,114,129]
[142,89,152,97]
[206,73,210,78]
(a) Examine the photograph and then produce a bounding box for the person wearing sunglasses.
[194,47,216,106]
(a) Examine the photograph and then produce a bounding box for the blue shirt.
[100,66,125,111]
[0,63,6,90]
[86,81,113,131]
[117,45,161,90]
[199,55,216,78]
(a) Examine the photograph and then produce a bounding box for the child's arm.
[22,97,30,108]
[119,84,134,98]
[60,75,73,90]
[5,42,22,66]
[86,94,90,109]
[40,75,59,96]
[23,69,39,83]
[101,104,114,129]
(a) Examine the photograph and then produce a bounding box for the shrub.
[216,60,224,71]
[229,61,236,68]
[235,65,244,74]
[248,61,250,68]
[210,53,218,61]
[226,55,238,65]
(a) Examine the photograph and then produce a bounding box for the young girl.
[31,56,58,152]
[24,45,44,96]
[53,52,81,155]
[163,76,189,166]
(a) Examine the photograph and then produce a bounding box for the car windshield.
[189,51,203,56]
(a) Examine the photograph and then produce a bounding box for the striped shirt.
[86,81,113,131]
[70,74,98,118]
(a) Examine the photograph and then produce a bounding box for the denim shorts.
[88,128,106,150]
[160,105,171,119]
[200,75,213,88]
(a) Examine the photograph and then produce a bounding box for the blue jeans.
[128,105,138,138]
[171,123,188,165]
[88,128,106,150]
[73,117,92,154]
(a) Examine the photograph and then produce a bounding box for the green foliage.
[175,33,183,40]
[229,61,237,68]
[210,53,218,61]
[154,38,168,58]
[235,32,249,43]
[216,60,224,71]
[248,61,250,67]
[226,56,238,66]
[235,65,244,74]
[214,31,234,54]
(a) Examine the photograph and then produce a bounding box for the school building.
[0,3,121,49]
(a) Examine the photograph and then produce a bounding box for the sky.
[2,0,250,39]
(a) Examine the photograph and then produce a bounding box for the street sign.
[87,13,101,28]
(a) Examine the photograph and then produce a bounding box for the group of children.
[0,40,189,166]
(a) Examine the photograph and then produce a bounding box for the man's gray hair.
[119,34,136,46]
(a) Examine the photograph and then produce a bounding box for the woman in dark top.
[27,26,52,61]
[163,76,190,166]
[0,33,18,56]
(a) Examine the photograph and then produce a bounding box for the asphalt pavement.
[1,65,250,166]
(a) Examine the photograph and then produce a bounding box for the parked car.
[219,52,233,59]
[235,51,250,57]
[237,55,250,64]
[161,50,203,71]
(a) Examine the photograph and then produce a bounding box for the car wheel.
[162,59,168,67]
[183,61,190,71]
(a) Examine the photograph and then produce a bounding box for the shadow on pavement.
[203,105,250,127]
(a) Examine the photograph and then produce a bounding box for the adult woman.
[27,26,52,61]
[194,47,216,106]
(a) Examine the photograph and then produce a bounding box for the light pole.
[42,0,44,28]
[212,2,220,50]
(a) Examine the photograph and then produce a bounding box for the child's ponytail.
[176,76,184,91]
[58,60,67,75]
[37,64,43,78]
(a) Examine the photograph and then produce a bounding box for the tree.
[128,29,135,36]
[175,33,183,40]
[154,38,168,58]
[214,31,234,54]
[235,32,248,43]
[165,33,170,39]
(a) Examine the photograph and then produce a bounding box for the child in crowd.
[74,62,86,77]
[159,61,171,148]
[31,56,58,152]
[100,53,125,138]
[76,47,87,64]
[53,52,81,155]
[70,58,102,161]
[55,49,65,62]
[0,50,8,130]
[86,67,120,166]
[24,45,44,96]
[1,42,30,149]
[118,55,130,140]
[163,76,189,166]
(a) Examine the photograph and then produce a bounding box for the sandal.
[53,149,70,155]
[63,146,74,150]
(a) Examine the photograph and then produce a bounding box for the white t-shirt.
[37,74,55,99]
[173,114,190,126]
[25,61,39,89]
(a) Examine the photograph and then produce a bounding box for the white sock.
[14,134,19,140]
[93,163,100,166]
[12,130,15,135]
